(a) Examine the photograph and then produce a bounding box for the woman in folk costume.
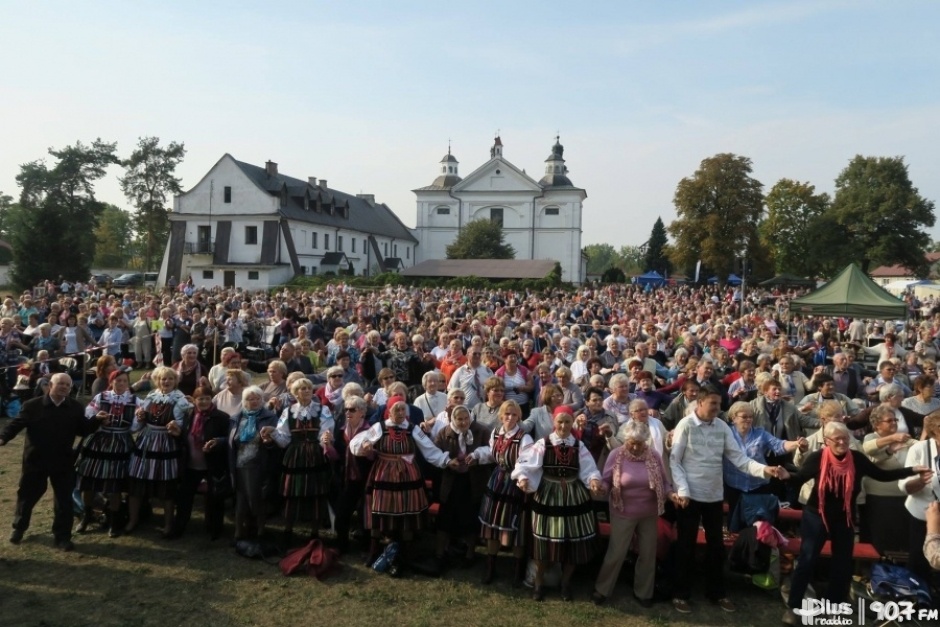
[126,366,193,537]
[272,378,334,547]
[75,369,140,537]
[513,405,604,602]
[779,421,931,626]
[430,404,491,572]
[475,399,533,586]
[350,396,454,568]
[330,395,373,554]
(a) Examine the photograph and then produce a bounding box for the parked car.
[89,273,113,286]
[112,273,144,287]
[143,272,158,288]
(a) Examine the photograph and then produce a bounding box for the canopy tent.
[634,270,665,287]
[759,273,816,287]
[706,274,741,285]
[882,279,933,296]
[788,263,907,319]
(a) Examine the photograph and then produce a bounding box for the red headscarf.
[384,395,406,420]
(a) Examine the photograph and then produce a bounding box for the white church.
[412,136,587,283]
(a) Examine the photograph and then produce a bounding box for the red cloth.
[279,539,342,580]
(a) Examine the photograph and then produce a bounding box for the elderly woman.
[315,366,347,415]
[272,378,334,546]
[723,401,805,519]
[208,347,239,392]
[902,375,940,416]
[570,345,593,387]
[475,399,533,585]
[126,366,193,536]
[171,385,230,540]
[523,383,563,441]
[422,387,467,440]
[130,309,153,368]
[858,404,915,554]
[173,343,208,397]
[430,404,491,572]
[780,422,931,625]
[514,407,603,601]
[794,400,861,506]
[846,382,923,437]
[497,349,534,415]
[75,369,141,537]
[614,399,669,459]
[555,366,585,413]
[900,411,940,580]
[261,359,289,402]
[230,386,278,541]
[471,377,506,436]
[413,370,447,420]
[330,395,373,554]
[213,369,251,417]
[350,398,454,568]
[593,421,678,607]
[603,373,632,424]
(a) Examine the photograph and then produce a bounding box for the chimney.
[319,179,328,189]
[308,176,317,186]
[357,193,375,206]
[265,160,278,177]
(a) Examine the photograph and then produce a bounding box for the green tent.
[788,263,907,319]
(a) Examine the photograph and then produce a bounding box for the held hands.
[259,426,275,444]
[359,440,373,454]
[516,477,529,492]
[668,492,680,506]
[675,495,690,508]
[96,410,111,424]
[167,422,181,437]
[135,408,146,422]
[912,465,934,484]
[589,479,605,496]
[796,437,808,452]
[575,413,588,430]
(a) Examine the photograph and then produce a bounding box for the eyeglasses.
[825,436,850,444]
[880,418,898,424]
[344,406,361,411]
[329,374,343,379]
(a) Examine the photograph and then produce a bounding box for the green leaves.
[445,219,516,260]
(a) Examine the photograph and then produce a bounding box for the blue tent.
[707,274,742,285]
[635,270,665,287]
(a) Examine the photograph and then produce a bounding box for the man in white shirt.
[447,347,493,409]
[669,388,781,615]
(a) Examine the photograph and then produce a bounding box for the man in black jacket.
[0,373,105,550]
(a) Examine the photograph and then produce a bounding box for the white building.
[412,136,587,283]
[158,154,417,289]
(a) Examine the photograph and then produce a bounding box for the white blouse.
[349,419,451,468]
[511,432,600,493]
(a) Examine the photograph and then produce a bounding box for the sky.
[1,1,939,248]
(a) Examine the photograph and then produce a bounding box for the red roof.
[869,252,940,277]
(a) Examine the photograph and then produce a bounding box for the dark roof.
[440,153,458,163]
[384,257,404,269]
[231,158,417,243]
[320,252,349,266]
[539,173,574,187]
[424,173,463,189]
[401,259,556,280]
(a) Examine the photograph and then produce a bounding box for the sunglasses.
[329,374,343,379]
[344,406,361,411]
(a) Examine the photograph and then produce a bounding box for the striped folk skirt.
[281,440,331,520]
[75,428,134,493]
[364,455,427,533]
[530,476,597,564]
[128,425,181,499]
[478,465,526,547]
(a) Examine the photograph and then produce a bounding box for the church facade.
[412,137,587,283]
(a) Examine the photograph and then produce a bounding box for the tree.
[0,191,13,240]
[93,203,136,268]
[120,137,186,271]
[667,153,764,281]
[445,219,516,259]
[11,139,118,287]
[760,179,830,277]
[600,267,626,283]
[618,245,645,275]
[583,243,618,274]
[643,217,672,275]
[829,155,935,274]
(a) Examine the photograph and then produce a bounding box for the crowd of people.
[1,277,940,623]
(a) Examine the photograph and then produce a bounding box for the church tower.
[490,135,503,159]
[539,135,573,187]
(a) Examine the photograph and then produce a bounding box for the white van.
[144,272,159,288]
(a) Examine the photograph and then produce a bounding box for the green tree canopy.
[583,243,618,274]
[830,155,935,274]
[120,137,186,271]
[93,203,135,268]
[760,179,830,277]
[11,139,118,287]
[643,217,672,275]
[0,191,13,241]
[445,219,516,259]
[667,153,764,281]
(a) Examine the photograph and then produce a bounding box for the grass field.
[0,403,790,627]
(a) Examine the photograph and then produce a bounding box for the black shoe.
[55,539,75,552]
[633,593,654,608]
[9,529,23,545]
[76,514,94,534]
[561,584,573,602]
[591,591,607,606]
[532,586,545,602]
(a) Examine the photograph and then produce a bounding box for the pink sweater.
[601,450,672,520]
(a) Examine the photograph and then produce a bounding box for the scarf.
[238,408,263,443]
[191,404,214,448]
[325,380,344,407]
[817,446,855,531]
[610,444,667,515]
